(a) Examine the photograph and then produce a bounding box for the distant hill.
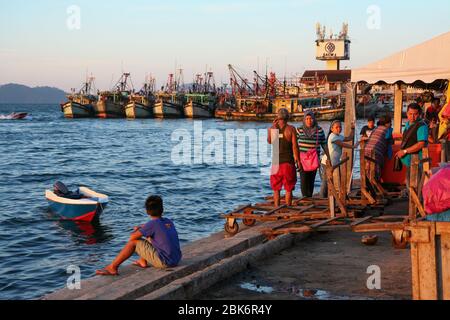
[0,83,67,104]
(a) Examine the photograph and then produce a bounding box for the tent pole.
[393,83,403,142]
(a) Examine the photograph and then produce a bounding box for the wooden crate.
[408,221,450,300]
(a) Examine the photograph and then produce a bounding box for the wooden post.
[359,140,376,205]
[327,164,335,218]
[393,83,403,140]
[360,140,367,204]
[344,82,356,193]
[409,154,419,221]
[421,147,431,193]
[410,222,438,300]
[341,152,347,204]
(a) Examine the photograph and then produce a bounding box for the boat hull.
[125,101,153,118]
[47,200,106,222]
[184,101,214,118]
[153,101,184,118]
[45,188,108,223]
[62,101,94,118]
[95,100,125,118]
[214,108,345,122]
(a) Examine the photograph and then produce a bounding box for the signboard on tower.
[316,39,350,61]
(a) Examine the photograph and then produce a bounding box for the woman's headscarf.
[302,111,317,138]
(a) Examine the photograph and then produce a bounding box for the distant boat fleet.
[61,66,346,121]
[61,71,219,119]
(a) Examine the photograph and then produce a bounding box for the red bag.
[422,166,450,214]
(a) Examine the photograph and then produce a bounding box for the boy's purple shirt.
[139,217,182,267]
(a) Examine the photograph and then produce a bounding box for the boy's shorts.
[135,239,167,269]
[270,162,297,192]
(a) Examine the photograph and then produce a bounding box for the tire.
[224,221,239,236]
[243,218,256,227]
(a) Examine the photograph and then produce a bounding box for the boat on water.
[153,93,185,118]
[0,112,29,120]
[46,182,108,223]
[184,93,217,118]
[153,72,186,118]
[215,93,345,122]
[95,73,133,118]
[184,72,217,118]
[61,76,97,118]
[125,94,155,119]
[125,77,156,119]
[215,64,345,122]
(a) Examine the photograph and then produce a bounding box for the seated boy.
[96,195,182,276]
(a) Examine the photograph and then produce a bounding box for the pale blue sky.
[1,0,449,91]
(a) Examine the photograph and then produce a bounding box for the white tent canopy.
[352,32,450,84]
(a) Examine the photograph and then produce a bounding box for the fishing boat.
[153,93,185,118]
[61,76,97,118]
[153,72,186,118]
[216,64,346,121]
[215,95,344,122]
[184,94,216,118]
[45,185,108,222]
[125,77,156,119]
[215,96,271,121]
[184,72,217,118]
[95,73,133,118]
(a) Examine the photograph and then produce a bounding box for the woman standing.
[297,111,329,198]
[319,120,356,198]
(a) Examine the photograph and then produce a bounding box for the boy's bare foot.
[95,265,119,276]
[132,259,148,269]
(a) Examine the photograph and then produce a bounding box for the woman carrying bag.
[296,111,329,198]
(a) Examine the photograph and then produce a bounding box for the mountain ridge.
[0,83,67,104]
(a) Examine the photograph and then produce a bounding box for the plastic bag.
[422,166,450,215]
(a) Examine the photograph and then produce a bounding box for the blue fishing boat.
[45,184,108,222]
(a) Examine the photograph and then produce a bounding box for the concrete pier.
[42,219,307,300]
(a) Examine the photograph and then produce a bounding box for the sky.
[0,0,450,91]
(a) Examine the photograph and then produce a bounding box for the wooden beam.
[310,217,341,229]
[394,83,403,138]
[264,205,287,216]
[409,154,419,221]
[285,204,315,213]
[350,216,373,227]
[344,82,356,193]
[410,189,427,218]
[340,153,347,203]
[352,222,405,232]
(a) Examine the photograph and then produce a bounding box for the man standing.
[360,116,376,139]
[395,103,429,189]
[267,108,300,207]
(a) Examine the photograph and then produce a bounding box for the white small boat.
[45,185,109,222]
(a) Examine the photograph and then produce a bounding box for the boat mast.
[228,64,254,97]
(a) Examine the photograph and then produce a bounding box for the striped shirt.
[296,126,326,153]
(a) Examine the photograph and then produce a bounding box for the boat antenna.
[109,74,115,91]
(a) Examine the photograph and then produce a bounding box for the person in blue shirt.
[96,195,182,276]
[395,103,429,189]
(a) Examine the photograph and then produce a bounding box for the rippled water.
[0,104,363,299]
